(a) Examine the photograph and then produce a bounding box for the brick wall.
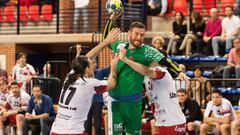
[0,44,16,74]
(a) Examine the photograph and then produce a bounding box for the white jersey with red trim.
[12,64,36,92]
[144,66,186,126]
[5,92,30,111]
[0,91,10,107]
[51,77,108,134]
[204,98,237,121]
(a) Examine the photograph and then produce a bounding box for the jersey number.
[60,87,76,105]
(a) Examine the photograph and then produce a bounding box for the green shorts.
[108,101,142,135]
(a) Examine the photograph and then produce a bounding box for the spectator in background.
[72,0,89,33]
[200,90,237,135]
[0,63,8,80]
[151,36,166,56]
[167,11,187,56]
[223,37,240,87]
[179,11,205,57]
[38,63,54,78]
[23,85,56,135]
[147,0,167,16]
[12,52,36,93]
[190,66,211,106]
[203,8,222,55]
[212,6,240,57]
[177,89,203,135]
[0,81,30,135]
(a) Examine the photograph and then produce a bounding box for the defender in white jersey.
[12,52,36,92]
[200,90,237,135]
[51,55,117,135]
[118,48,186,135]
[0,81,30,135]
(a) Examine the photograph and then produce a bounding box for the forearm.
[107,68,117,90]
[34,113,49,119]
[227,62,235,67]
[86,40,109,59]
[213,117,231,124]
[122,57,156,78]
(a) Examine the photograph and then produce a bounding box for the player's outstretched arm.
[86,28,121,59]
[118,48,157,78]
[107,54,118,90]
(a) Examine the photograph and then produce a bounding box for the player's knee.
[187,122,195,131]
[200,123,208,131]
[16,114,24,121]
[220,124,230,132]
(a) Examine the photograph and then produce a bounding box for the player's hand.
[118,47,127,61]
[104,28,121,45]
[76,44,82,55]
[110,8,124,20]
[25,113,33,120]
[177,72,188,81]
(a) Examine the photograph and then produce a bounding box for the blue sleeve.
[95,66,111,80]
[27,98,34,114]
[43,96,53,114]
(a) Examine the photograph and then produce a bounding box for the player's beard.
[129,38,142,48]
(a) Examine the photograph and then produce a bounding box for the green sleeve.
[144,46,165,62]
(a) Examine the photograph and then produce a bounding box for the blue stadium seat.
[199,56,216,62]
[203,71,212,77]
[215,57,227,62]
[185,70,194,77]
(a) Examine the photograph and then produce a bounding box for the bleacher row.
[165,0,236,16]
[0,5,53,23]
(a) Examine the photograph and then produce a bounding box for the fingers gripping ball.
[106,0,123,15]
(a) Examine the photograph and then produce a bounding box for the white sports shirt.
[204,98,237,121]
[5,92,30,111]
[144,66,186,126]
[51,77,108,134]
[12,64,36,92]
[0,91,10,107]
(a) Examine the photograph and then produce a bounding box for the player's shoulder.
[21,91,30,98]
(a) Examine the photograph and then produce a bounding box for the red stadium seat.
[173,0,187,15]
[193,0,203,12]
[41,4,53,21]
[20,6,28,22]
[4,6,15,23]
[217,0,235,15]
[203,0,215,13]
[29,5,40,21]
[0,8,4,22]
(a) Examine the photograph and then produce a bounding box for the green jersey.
[109,41,164,96]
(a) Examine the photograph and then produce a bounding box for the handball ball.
[106,0,123,15]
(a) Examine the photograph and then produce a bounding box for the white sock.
[17,130,23,135]
[0,129,3,135]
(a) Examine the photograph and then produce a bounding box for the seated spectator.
[203,8,222,55]
[12,52,36,93]
[151,36,166,56]
[212,6,240,57]
[231,99,240,135]
[38,63,54,78]
[177,89,203,135]
[23,85,56,135]
[190,66,211,106]
[0,78,10,107]
[167,11,187,56]
[223,37,240,87]
[179,11,205,57]
[200,90,237,135]
[0,81,30,135]
[147,0,167,16]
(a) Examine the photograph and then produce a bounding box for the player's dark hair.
[17,52,27,60]
[11,81,19,87]
[32,84,42,91]
[212,89,222,96]
[63,56,89,90]
[177,88,187,94]
[129,21,145,31]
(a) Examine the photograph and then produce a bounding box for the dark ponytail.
[63,56,89,90]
